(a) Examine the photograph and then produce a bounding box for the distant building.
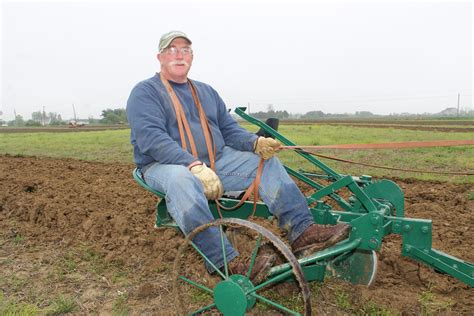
[437,107,458,116]
[68,120,89,127]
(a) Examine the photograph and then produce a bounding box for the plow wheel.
[172,218,312,315]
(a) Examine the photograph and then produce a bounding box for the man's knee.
[166,166,203,192]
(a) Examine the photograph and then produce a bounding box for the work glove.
[254,137,282,160]
[190,163,224,200]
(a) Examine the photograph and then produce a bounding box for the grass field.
[1,123,473,183]
[1,122,473,314]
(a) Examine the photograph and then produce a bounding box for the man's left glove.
[254,137,282,160]
[189,163,224,200]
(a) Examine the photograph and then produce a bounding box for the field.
[0,121,473,314]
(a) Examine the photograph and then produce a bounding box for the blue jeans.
[143,146,314,272]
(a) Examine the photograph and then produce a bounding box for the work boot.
[291,223,351,257]
[228,253,276,283]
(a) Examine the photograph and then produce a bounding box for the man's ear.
[156,53,162,62]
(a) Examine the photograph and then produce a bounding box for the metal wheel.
[172,218,312,315]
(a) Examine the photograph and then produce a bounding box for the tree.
[31,111,43,123]
[48,112,64,125]
[302,110,325,119]
[101,108,128,124]
[355,111,374,117]
[9,114,25,127]
[25,119,41,126]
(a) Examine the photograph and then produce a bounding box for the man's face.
[158,37,193,83]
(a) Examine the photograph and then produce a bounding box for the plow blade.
[404,247,474,287]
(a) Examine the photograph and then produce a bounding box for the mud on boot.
[229,253,276,283]
[291,223,351,257]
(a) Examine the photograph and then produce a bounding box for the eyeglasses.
[162,47,193,56]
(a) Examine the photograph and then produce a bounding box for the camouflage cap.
[158,31,192,52]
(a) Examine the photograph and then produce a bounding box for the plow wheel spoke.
[173,218,312,315]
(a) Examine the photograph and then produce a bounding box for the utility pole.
[457,93,460,118]
[14,109,17,126]
[42,106,46,126]
[248,102,250,114]
[72,104,77,121]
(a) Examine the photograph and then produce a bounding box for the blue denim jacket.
[126,73,258,169]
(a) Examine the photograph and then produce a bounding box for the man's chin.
[166,72,189,83]
[175,68,190,75]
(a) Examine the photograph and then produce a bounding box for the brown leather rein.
[279,141,474,175]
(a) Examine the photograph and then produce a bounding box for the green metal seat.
[132,168,274,228]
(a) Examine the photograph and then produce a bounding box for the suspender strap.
[160,73,199,157]
[188,80,217,170]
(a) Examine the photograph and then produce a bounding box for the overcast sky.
[1,0,472,121]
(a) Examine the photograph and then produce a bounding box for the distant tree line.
[248,108,474,120]
[5,108,128,126]
[248,109,377,120]
[7,111,64,127]
[3,106,473,127]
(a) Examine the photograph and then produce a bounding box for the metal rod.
[190,302,217,315]
[178,276,213,294]
[246,234,263,278]
[190,241,226,279]
[247,269,294,293]
[219,225,229,278]
[251,293,301,315]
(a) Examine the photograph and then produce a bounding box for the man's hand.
[190,163,224,200]
[254,137,282,160]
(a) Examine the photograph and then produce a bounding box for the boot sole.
[251,254,276,284]
[293,225,351,258]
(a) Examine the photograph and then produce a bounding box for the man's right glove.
[254,137,282,160]
[189,163,224,200]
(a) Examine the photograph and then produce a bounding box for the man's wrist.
[253,136,262,151]
[188,160,204,170]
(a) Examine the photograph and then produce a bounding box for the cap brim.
[160,36,192,52]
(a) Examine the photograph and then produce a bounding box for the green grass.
[0,130,132,163]
[468,191,474,200]
[247,123,474,182]
[0,292,41,315]
[241,123,474,145]
[81,248,107,275]
[254,289,305,314]
[0,293,78,316]
[1,124,473,182]
[358,300,395,315]
[112,293,129,316]
[12,234,24,245]
[334,289,351,310]
[59,252,77,273]
[419,286,454,315]
[46,295,78,315]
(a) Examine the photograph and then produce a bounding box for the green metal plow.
[132,107,473,315]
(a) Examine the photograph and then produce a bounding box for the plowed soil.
[1,155,473,315]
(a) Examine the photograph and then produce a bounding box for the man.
[126,30,350,280]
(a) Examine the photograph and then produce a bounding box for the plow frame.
[132,107,472,314]
[233,107,473,287]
